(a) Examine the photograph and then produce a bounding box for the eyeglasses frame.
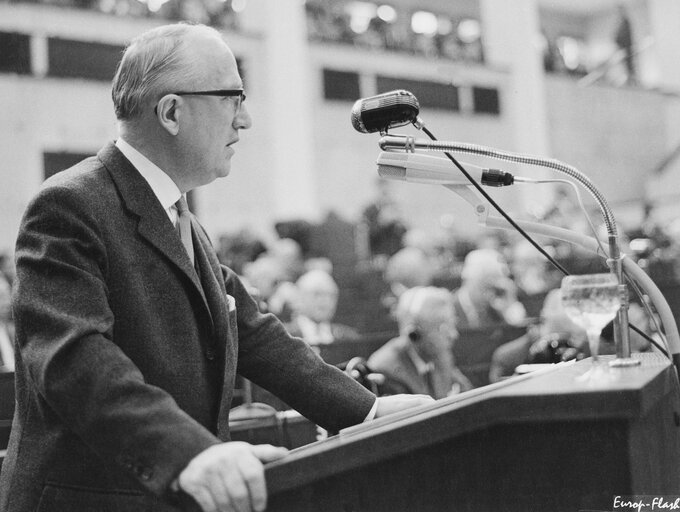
[154,89,246,115]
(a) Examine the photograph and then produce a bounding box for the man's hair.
[396,286,452,329]
[296,269,338,295]
[112,23,220,120]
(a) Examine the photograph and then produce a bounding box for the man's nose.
[234,102,252,130]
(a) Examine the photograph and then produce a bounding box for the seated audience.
[241,255,294,319]
[452,249,527,329]
[286,269,360,346]
[368,286,473,399]
[599,301,654,356]
[510,239,560,297]
[383,246,436,304]
[361,179,408,264]
[488,289,589,382]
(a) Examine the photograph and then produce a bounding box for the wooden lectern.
[265,353,680,512]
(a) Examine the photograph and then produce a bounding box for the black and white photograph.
[0,0,679,510]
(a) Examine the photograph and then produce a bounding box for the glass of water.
[560,273,621,364]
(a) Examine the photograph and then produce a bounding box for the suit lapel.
[97,143,213,325]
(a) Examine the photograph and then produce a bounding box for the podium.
[265,353,680,512]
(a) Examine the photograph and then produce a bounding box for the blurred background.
[1,0,680,337]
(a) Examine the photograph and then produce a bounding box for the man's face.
[416,303,458,361]
[178,35,252,188]
[299,284,338,324]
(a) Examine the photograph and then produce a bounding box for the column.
[240,0,320,222]
[479,0,551,190]
[479,0,550,156]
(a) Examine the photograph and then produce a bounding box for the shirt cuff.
[363,397,379,422]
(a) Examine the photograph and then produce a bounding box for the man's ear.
[155,94,181,136]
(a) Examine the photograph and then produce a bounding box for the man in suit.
[285,269,360,347]
[451,248,527,329]
[368,287,473,399]
[0,23,432,512]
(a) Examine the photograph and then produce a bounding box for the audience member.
[242,255,299,324]
[510,239,558,297]
[599,301,653,356]
[488,289,587,383]
[268,237,306,283]
[286,269,360,347]
[614,3,636,85]
[452,249,527,330]
[216,228,267,275]
[368,286,473,399]
[384,246,436,302]
[361,180,407,263]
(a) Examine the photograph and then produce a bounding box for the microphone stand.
[378,135,680,372]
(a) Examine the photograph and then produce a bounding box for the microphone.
[351,90,422,134]
[376,152,514,186]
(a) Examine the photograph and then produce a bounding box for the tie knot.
[176,196,190,214]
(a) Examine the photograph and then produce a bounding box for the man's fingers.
[236,455,268,512]
[177,442,286,512]
[201,464,247,512]
[222,470,252,512]
[179,479,218,512]
[250,444,289,463]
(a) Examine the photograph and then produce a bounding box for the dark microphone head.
[351,90,420,134]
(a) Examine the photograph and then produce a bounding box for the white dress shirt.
[115,138,183,224]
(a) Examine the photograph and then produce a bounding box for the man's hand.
[374,394,435,418]
[177,441,288,512]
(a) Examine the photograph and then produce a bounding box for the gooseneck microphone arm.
[379,135,618,234]
[378,134,674,368]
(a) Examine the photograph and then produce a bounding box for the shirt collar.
[115,138,181,212]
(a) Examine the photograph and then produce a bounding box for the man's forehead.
[185,33,239,76]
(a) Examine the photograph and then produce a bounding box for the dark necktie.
[175,196,194,265]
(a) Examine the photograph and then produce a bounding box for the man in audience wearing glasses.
[0,23,432,512]
[369,286,473,399]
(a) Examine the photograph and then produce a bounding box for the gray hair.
[112,23,221,120]
[396,286,452,328]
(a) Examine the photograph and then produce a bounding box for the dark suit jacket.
[451,290,506,331]
[0,143,375,512]
[367,336,469,399]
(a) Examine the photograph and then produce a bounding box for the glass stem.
[586,329,601,362]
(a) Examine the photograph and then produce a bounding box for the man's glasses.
[154,89,246,114]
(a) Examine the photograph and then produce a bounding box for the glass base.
[609,357,641,368]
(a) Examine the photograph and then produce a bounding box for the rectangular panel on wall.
[472,86,500,115]
[376,76,459,111]
[43,152,94,180]
[47,38,124,81]
[323,69,360,101]
[0,32,31,75]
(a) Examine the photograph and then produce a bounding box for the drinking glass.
[560,273,620,364]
